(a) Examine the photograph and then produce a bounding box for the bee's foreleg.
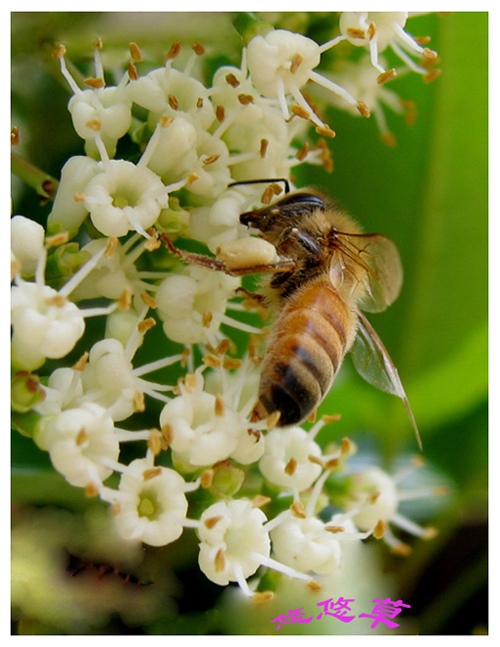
[161,233,228,272]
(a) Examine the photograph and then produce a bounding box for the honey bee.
[162,185,420,448]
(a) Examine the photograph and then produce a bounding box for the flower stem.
[11,152,58,201]
[232,12,274,45]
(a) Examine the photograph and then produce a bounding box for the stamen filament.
[390,41,427,75]
[82,302,118,318]
[114,430,153,442]
[255,553,311,582]
[59,54,82,95]
[391,512,428,536]
[318,35,346,54]
[133,354,184,376]
[220,314,262,335]
[308,70,359,107]
[59,246,107,297]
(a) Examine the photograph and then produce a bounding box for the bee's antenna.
[228,178,290,194]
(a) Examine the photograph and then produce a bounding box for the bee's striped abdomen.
[253,277,356,426]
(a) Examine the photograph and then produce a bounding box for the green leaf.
[399,12,488,376]
[408,320,487,432]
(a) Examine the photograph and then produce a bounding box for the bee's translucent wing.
[351,310,422,449]
[336,233,403,313]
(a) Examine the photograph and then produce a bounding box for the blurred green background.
[11,12,487,635]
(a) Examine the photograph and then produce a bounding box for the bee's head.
[240,192,326,232]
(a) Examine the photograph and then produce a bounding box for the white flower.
[247,30,321,105]
[81,337,175,421]
[156,265,240,346]
[69,236,159,303]
[346,467,399,531]
[71,239,138,302]
[11,282,85,370]
[197,499,315,594]
[270,514,370,576]
[81,339,141,421]
[112,458,194,547]
[11,216,45,277]
[47,156,99,237]
[188,188,251,254]
[224,107,307,182]
[210,59,313,182]
[230,425,266,465]
[337,12,438,77]
[83,160,170,238]
[143,116,233,199]
[34,305,180,420]
[203,357,267,465]
[144,115,199,180]
[209,64,265,126]
[105,309,145,348]
[55,43,132,158]
[159,371,242,467]
[186,130,232,199]
[246,29,367,130]
[34,367,84,416]
[340,12,409,53]
[128,65,215,130]
[198,499,271,587]
[259,426,323,493]
[80,114,190,239]
[49,367,83,404]
[34,402,119,488]
[68,86,132,158]
[11,243,115,370]
[344,463,440,554]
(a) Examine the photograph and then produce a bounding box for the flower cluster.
[11,13,443,602]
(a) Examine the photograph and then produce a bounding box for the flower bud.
[11,371,45,414]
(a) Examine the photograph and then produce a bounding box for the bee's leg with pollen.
[161,233,297,277]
